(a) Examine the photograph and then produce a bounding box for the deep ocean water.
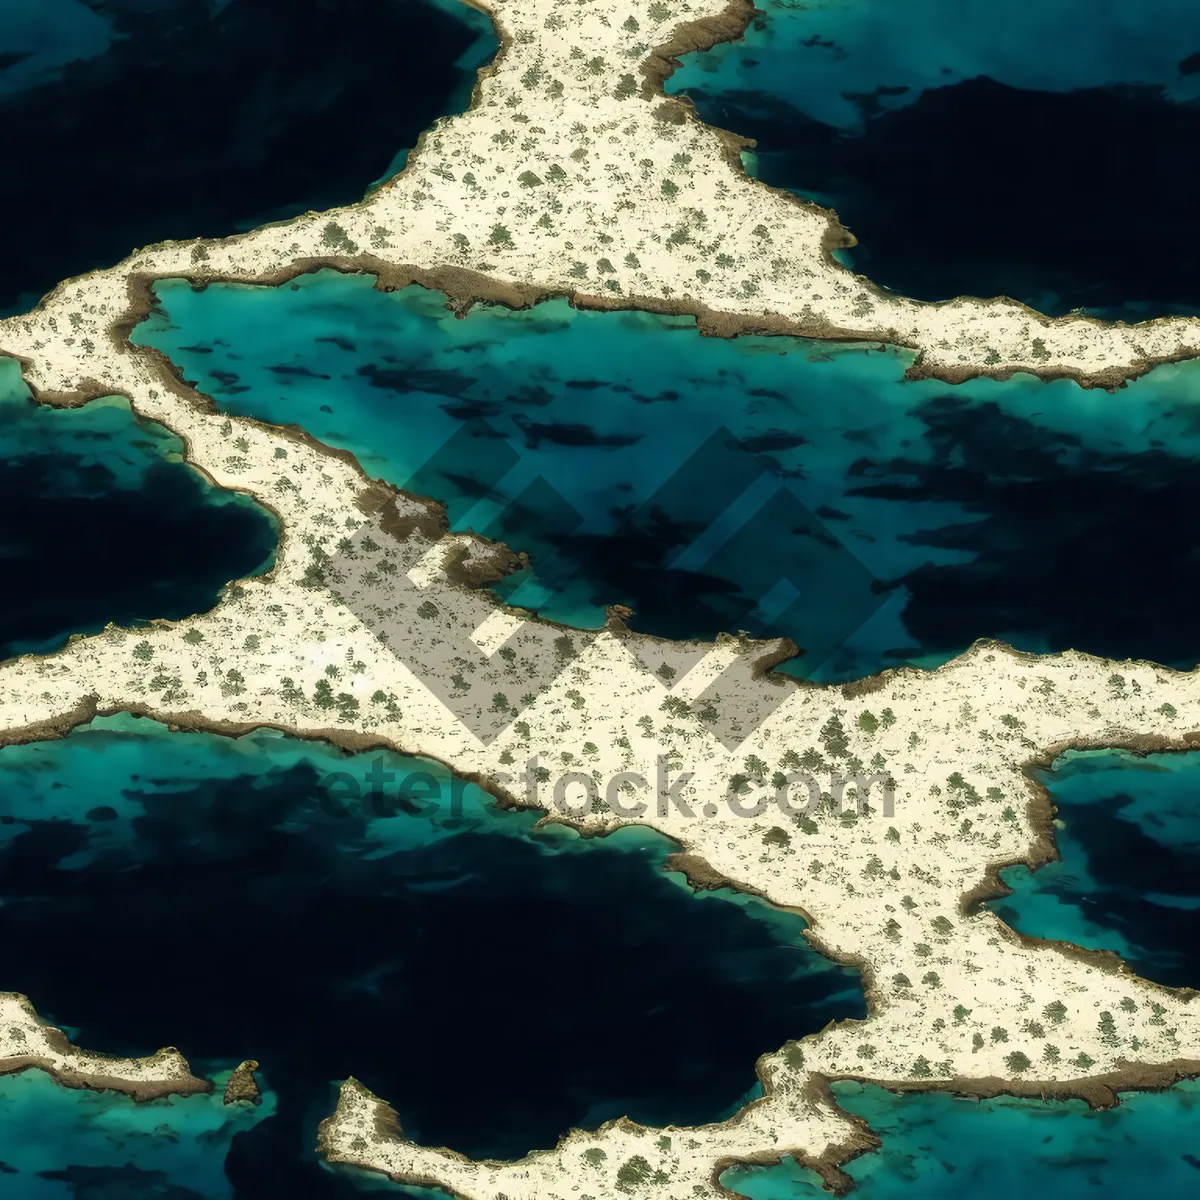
[0,357,277,662]
[0,0,496,314]
[994,748,1200,990]
[0,714,863,1197]
[123,271,1200,1196]
[7,0,1200,1195]
[668,0,1200,316]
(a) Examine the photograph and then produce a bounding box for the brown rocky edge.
[224,1059,263,1106]
[13,350,1200,1040]
[639,0,863,284]
[110,253,1176,402]
[614,663,1200,1178]
[0,1050,211,1103]
[717,1054,1200,1194]
[959,722,1200,1006]
[314,1052,1200,1199]
[709,1067,889,1198]
[113,255,903,363]
[836,650,1200,1018]
[0,693,104,747]
[5,474,1197,1096]
[4,332,801,706]
[11,334,1200,958]
[359,480,533,587]
[4,691,1198,1191]
[663,851,737,892]
[821,1057,1200,1113]
[633,0,1200,392]
[0,996,210,1102]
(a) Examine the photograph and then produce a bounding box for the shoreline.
[5,637,1200,1145]
[0,993,212,1103]
[120,256,1200,394]
[6,341,1200,1106]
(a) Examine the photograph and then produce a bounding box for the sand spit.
[0,993,210,1102]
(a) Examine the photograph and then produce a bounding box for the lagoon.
[994,748,1200,989]
[0,357,276,663]
[135,269,1200,680]
[668,0,1200,316]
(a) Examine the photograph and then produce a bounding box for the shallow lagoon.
[995,749,1200,990]
[0,712,863,1195]
[668,0,1200,315]
[0,357,276,662]
[135,269,1200,680]
[721,1079,1200,1199]
[0,1068,275,1200]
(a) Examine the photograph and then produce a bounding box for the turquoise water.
[666,0,1200,315]
[0,1068,275,1200]
[14,4,1200,1197]
[0,356,277,661]
[134,269,1200,679]
[669,0,1200,132]
[0,712,862,1195]
[0,0,114,97]
[994,749,1200,989]
[721,1080,1200,1198]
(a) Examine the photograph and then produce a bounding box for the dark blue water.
[0,714,864,1197]
[993,749,1200,990]
[134,270,1200,680]
[0,357,277,662]
[0,0,497,313]
[667,0,1200,316]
